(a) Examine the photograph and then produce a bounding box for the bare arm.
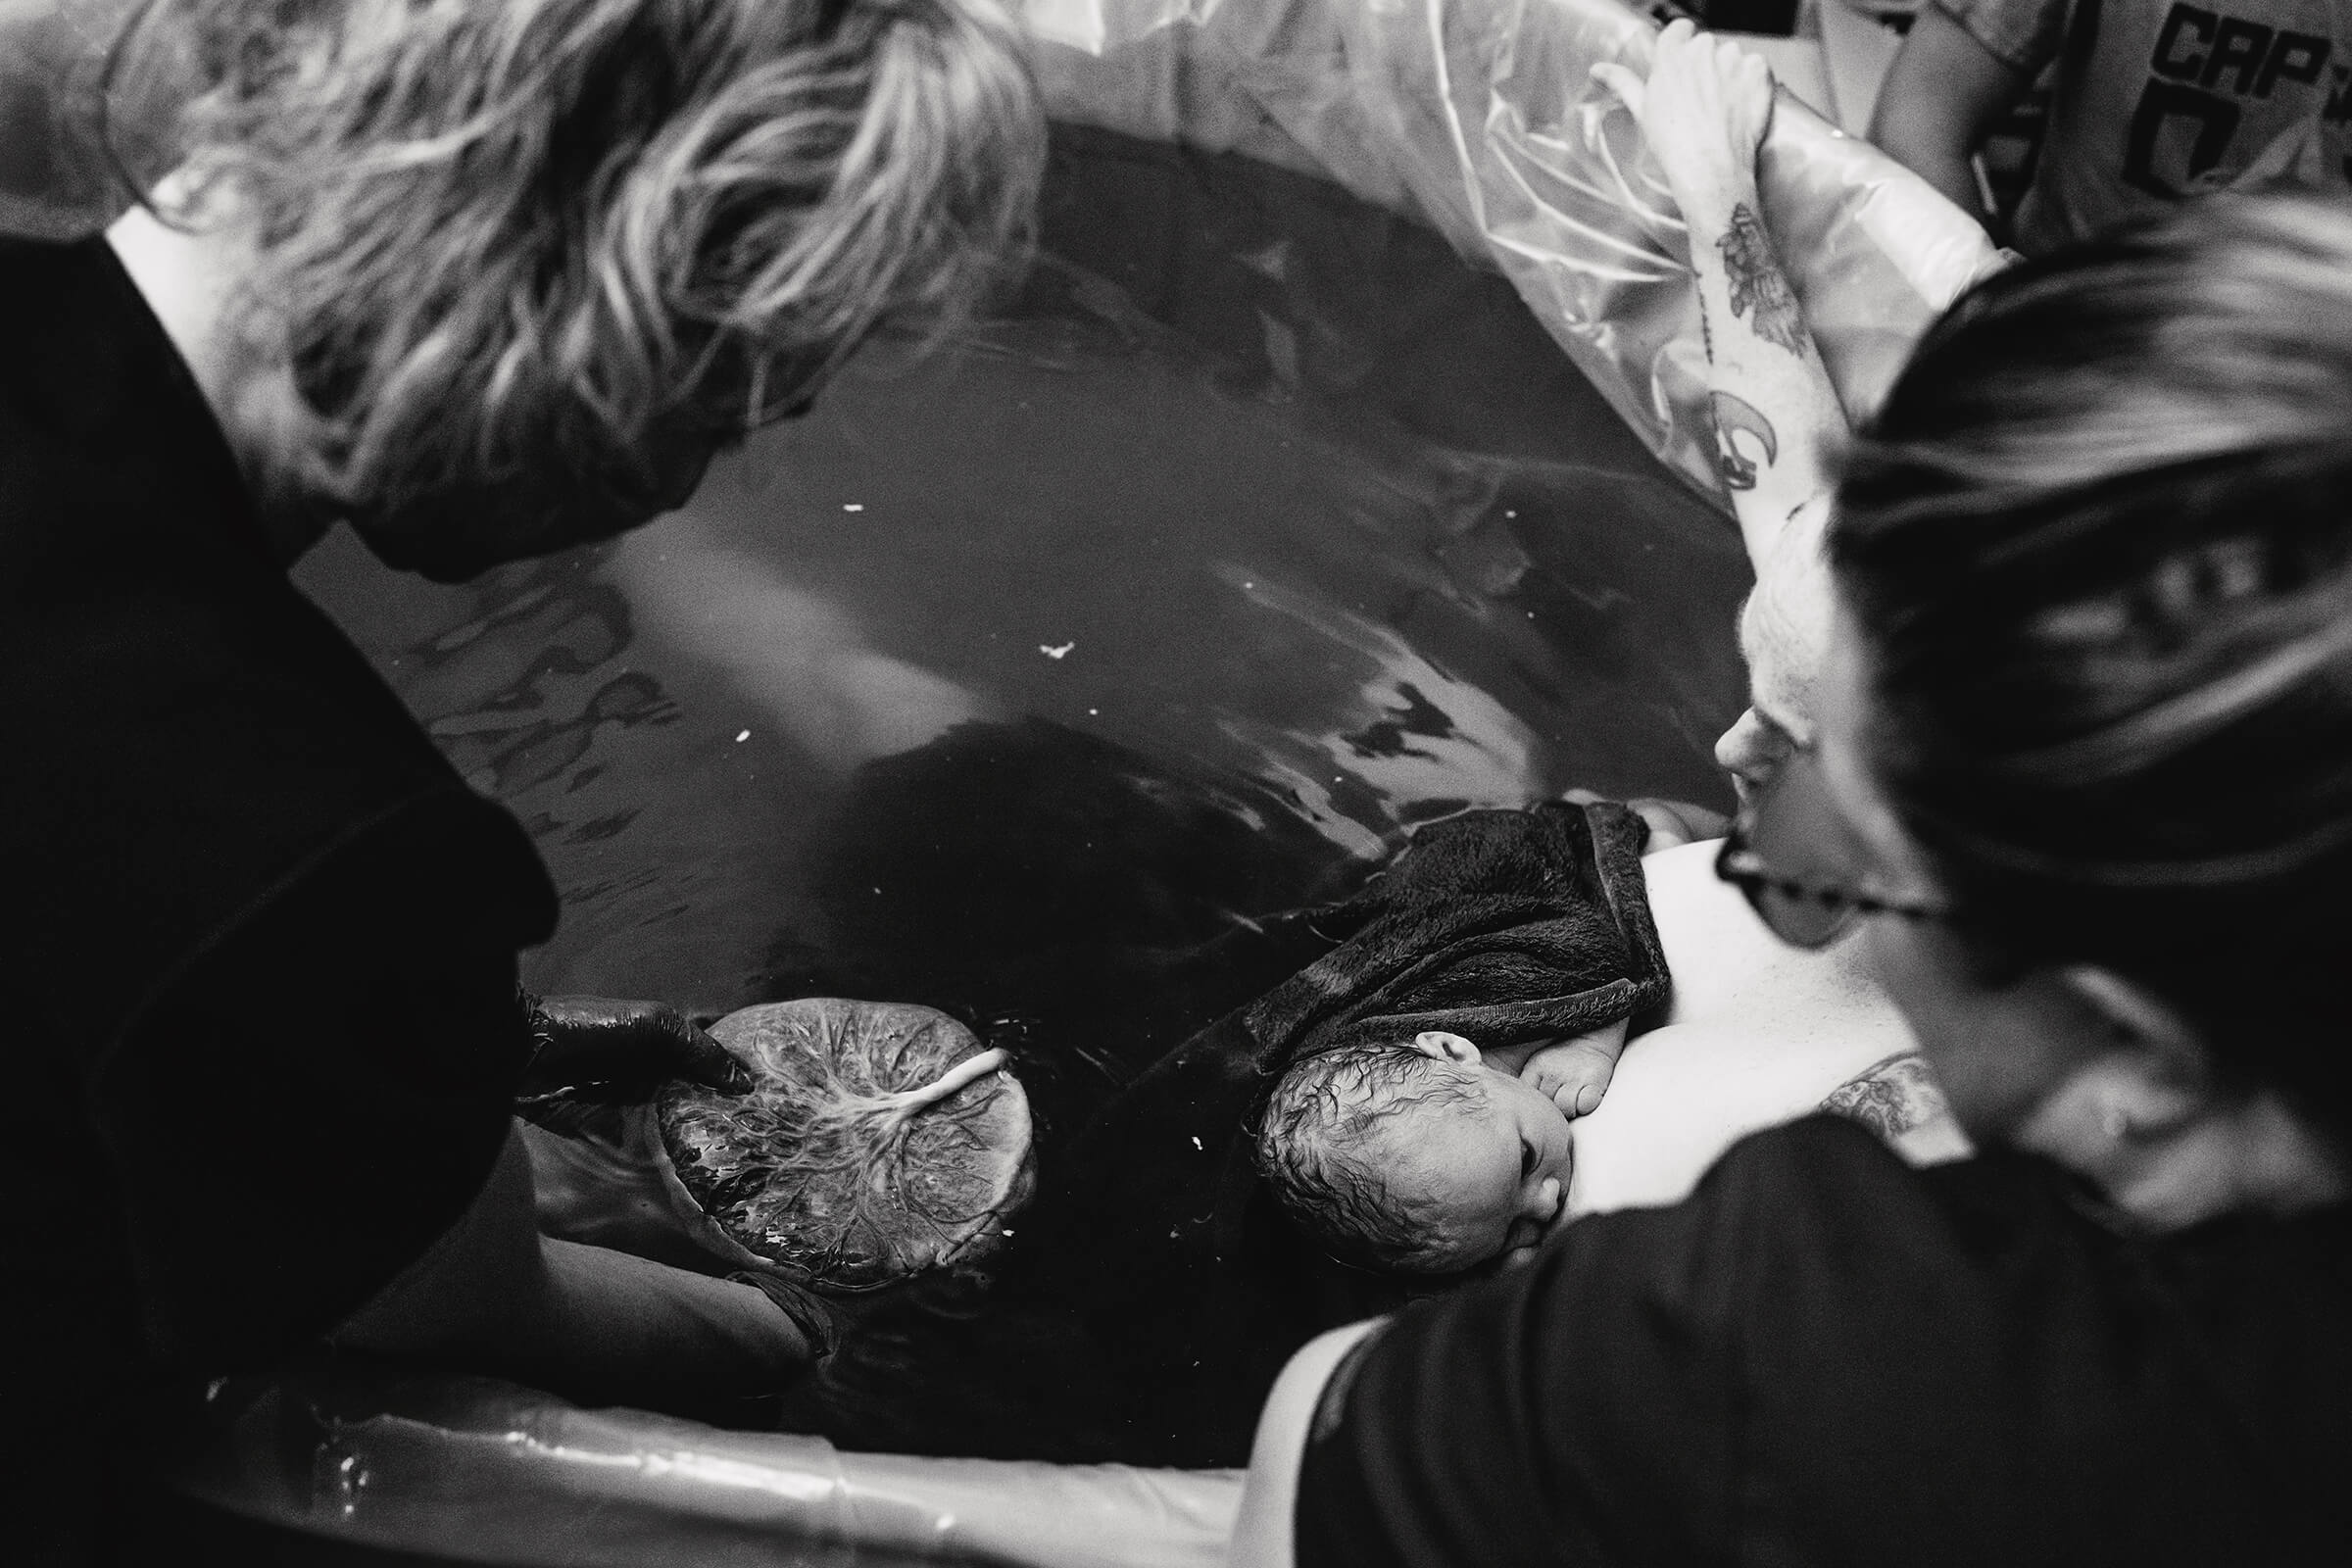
[1230,1319,1389,1568]
[1599,26,1847,609]
[336,1124,808,1414]
[1869,7,2034,220]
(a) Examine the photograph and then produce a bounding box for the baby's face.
[1383,1069,1575,1268]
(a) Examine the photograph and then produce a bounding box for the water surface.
[296,124,1751,1107]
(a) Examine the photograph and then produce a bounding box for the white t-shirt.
[1938,0,2352,250]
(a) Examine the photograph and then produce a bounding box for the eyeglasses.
[1713,748,1949,950]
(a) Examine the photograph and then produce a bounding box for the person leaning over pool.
[1232,37,2352,1568]
[0,0,1041,1558]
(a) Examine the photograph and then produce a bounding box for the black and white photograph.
[7,0,2347,1562]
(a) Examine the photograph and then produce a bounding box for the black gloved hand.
[516,991,754,1102]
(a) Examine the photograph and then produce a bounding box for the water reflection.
[294,120,1749,1072]
[606,521,987,777]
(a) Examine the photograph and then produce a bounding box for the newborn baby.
[1256,1026,1624,1273]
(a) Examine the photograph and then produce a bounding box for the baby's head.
[1256,1031,1574,1274]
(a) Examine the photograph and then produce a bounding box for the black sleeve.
[92,794,553,1372]
[1291,1116,2035,1568]
[1296,1133,1811,1568]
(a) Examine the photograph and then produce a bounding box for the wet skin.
[1382,1069,1577,1267]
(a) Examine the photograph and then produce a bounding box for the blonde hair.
[118,0,1042,520]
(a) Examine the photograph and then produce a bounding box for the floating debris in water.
[735,729,751,742]
[1191,1135,1202,1150]
[842,503,864,513]
[1039,642,1074,660]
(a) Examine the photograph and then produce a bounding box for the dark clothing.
[0,236,556,1555]
[805,801,1665,1467]
[1298,1114,2352,1567]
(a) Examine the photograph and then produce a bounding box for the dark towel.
[1242,796,1667,1061]
[801,800,1668,1466]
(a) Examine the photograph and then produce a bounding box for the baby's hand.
[1520,1018,1632,1119]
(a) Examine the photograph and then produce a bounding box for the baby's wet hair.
[1256,1042,1487,1274]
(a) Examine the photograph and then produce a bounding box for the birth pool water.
[294,123,1752,1130]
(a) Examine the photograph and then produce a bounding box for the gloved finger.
[670,1016,755,1095]
[1737,48,1781,135]
[1650,16,1700,75]
[1588,60,1645,118]
[603,1002,752,1094]
[527,995,753,1095]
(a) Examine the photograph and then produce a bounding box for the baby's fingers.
[1549,1054,1616,1117]
[1527,1019,1632,1118]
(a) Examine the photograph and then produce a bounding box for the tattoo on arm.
[1707,389,1778,492]
[1717,204,1807,358]
[1821,1052,1950,1140]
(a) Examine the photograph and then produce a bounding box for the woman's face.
[1809,605,2095,1141]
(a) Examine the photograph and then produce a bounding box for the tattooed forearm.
[1717,204,1807,358]
[1821,1052,1950,1140]
[1707,389,1778,491]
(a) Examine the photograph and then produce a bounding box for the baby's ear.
[1411,1031,1482,1065]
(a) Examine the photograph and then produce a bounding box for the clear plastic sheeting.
[1019,0,2004,500]
[170,1367,1242,1568]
